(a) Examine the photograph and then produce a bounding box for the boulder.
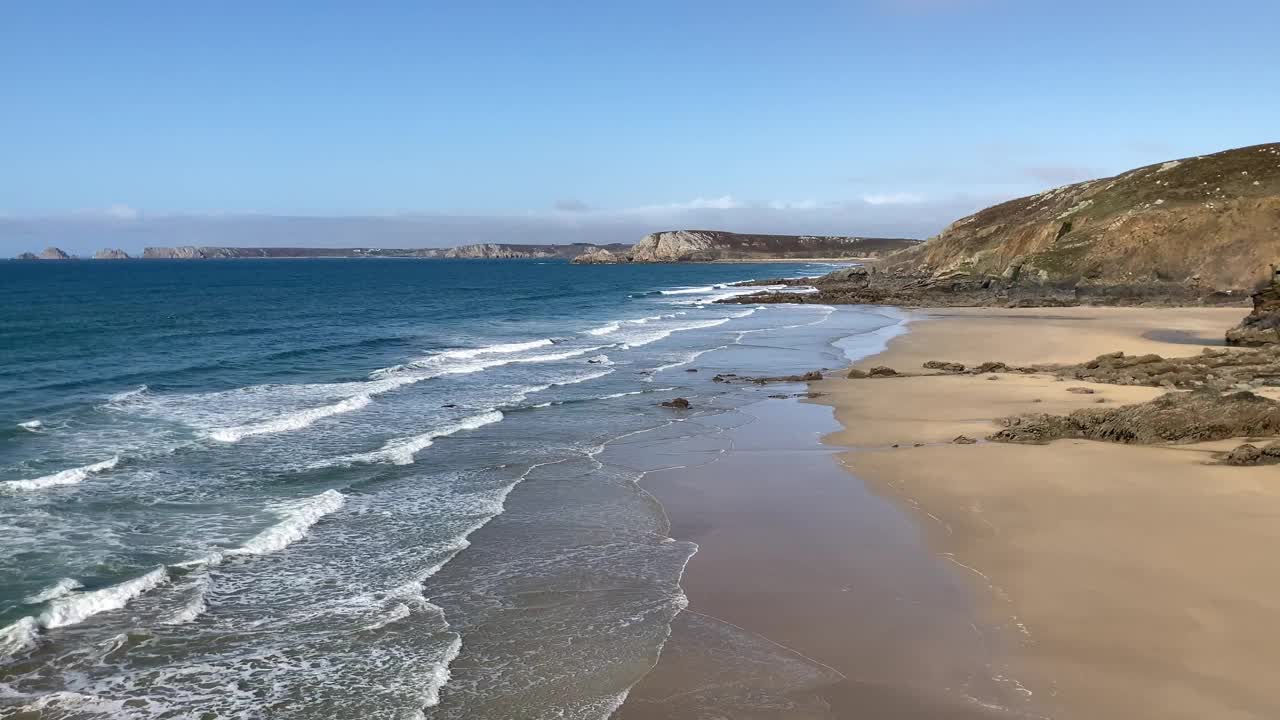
[868,366,899,378]
[847,369,868,379]
[953,435,978,445]
[1227,268,1280,346]
[923,360,966,372]
[660,398,691,409]
[1224,443,1264,465]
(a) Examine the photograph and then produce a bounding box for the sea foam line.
[24,578,83,604]
[345,411,506,466]
[208,395,372,443]
[2,456,120,492]
[228,489,346,557]
[37,566,169,630]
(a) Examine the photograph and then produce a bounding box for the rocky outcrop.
[991,389,1280,445]
[570,248,621,264]
[1226,267,1280,345]
[443,244,556,259]
[572,231,919,264]
[93,248,130,260]
[38,247,71,260]
[877,143,1280,294]
[14,252,38,260]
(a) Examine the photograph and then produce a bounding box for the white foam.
[18,419,43,431]
[108,385,149,403]
[585,321,621,336]
[3,456,120,492]
[434,338,553,359]
[353,411,505,466]
[658,284,728,295]
[620,317,733,349]
[161,577,209,625]
[0,616,39,658]
[228,489,345,557]
[586,354,613,366]
[208,394,372,442]
[38,566,168,629]
[24,577,83,604]
[422,634,463,708]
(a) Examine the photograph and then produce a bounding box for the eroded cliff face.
[572,231,919,263]
[443,244,557,259]
[881,143,1280,292]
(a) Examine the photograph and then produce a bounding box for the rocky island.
[571,230,918,263]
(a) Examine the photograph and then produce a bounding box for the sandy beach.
[818,306,1280,719]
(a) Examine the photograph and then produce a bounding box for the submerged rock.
[660,398,691,409]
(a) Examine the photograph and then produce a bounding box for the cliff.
[571,231,919,263]
[879,142,1280,292]
[136,243,629,260]
[94,248,131,259]
[39,247,72,260]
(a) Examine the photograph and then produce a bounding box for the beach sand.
[818,306,1280,719]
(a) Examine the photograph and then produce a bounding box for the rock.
[868,366,899,378]
[1224,443,1264,465]
[1227,267,1280,346]
[685,368,698,372]
[93,248,131,260]
[990,389,1280,445]
[444,244,556,259]
[571,248,623,264]
[953,435,978,445]
[1066,387,1096,394]
[14,252,38,260]
[987,375,999,380]
[847,369,868,379]
[38,247,71,260]
[923,360,966,372]
[716,370,823,384]
[1264,440,1280,457]
[660,398,691,409]
[974,361,1009,373]
[1094,398,1108,403]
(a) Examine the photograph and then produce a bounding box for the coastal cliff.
[94,248,131,259]
[572,230,919,263]
[880,143,1280,292]
[725,142,1280,308]
[132,243,630,260]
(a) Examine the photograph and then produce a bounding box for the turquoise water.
[0,258,906,719]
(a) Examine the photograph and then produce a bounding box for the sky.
[2,0,1277,254]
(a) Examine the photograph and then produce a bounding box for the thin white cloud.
[105,203,139,220]
[624,195,744,213]
[861,192,926,206]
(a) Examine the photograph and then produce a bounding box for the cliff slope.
[881,143,1280,292]
[573,230,918,263]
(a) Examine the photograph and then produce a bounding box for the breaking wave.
[2,456,120,492]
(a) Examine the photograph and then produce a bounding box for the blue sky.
[2,0,1277,253]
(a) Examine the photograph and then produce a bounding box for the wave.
[435,338,554,359]
[363,411,505,466]
[228,489,346,557]
[0,617,39,659]
[658,284,730,295]
[38,566,169,629]
[2,456,120,492]
[620,317,734,349]
[24,577,83,604]
[161,577,210,625]
[208,394,372,443]
[107,385,149,403]
[18,419,43,432]
[585,321,621,336]
[422,634,463,708]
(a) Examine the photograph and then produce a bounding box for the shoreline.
[815,306,1280,719]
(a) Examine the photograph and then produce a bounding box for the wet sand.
[817,306,1280,719]
[612,396,1029,719]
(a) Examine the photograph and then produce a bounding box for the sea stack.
[94,248,131,260]
[38,247,72,260]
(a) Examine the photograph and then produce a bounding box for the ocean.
[0,258,907,719]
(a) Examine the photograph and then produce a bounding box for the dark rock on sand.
[1227,268,1280,346]
[660,398,691,409]
[1223,444,1265,465]
[715,371,823,384]
[923,360,966,373]
[847,369,868,379]
[868,366,899,378]
[990,389,1280,445]
[953,435,978,445]
[1066,387,1097,394]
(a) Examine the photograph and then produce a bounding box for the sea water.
[0,258,906,719]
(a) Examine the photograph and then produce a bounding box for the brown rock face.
[878,143,1280,293]
[1226,269,1280,346]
